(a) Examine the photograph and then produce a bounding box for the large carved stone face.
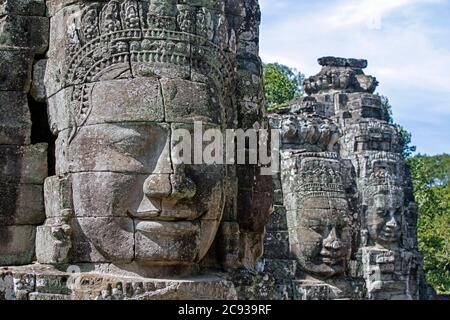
[43,0,243,271]
[366,192,402,247]
[296,197,352,278]
[55,76,226,267]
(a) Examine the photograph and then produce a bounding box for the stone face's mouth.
[128,210,160,220]
[380,229,400,242]
[320,251,344,266]
[128,207,202,221]
[135,220,199,236]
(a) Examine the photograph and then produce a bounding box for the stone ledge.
[0,265,238,300]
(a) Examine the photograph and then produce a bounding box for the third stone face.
[295,196,352,279]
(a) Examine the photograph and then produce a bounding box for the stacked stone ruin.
[0,0,432,300]
[262,57,429,300]
[0,0,274,300]
[0,0,48,267]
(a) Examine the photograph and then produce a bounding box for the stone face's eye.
[307,221,324,232]
[377,208,387,217]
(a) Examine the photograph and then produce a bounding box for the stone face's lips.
[380,230,400,241]
[129,208,201,221]
[128,210,160,219]
[135,220,199,236]
[320,251,345,266]
[321,256,343,266]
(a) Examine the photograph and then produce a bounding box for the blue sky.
[259,0,450,155]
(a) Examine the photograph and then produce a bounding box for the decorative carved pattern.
[64,0,235,130]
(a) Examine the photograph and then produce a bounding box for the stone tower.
[0,0,272,300]
[262,57,429,300]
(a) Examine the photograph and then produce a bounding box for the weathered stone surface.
[36,224,71,264]
[135,220,201,263]
[0,226,36,265]
[261,57,428,300]
[0,15,49,54]
[0,0,434,302]
[161,78,221,124]
[0,265,238,300]
[55,124,171,175]
[0,143,47,184]
[43,176,72,219]
[318,56,368,69]
[304,57,378,95]
[34,0,269,285]
[0,49,32,91]
[47,79,164,133]
[0,183,44,225]
[29,292,71,300]
[69,217,134,263]
[30,59,47,102]
[0,91,31,145]
[0,0,46,16]
[266,205,288,231]
[261,259,297,281]
[263,231,291,260]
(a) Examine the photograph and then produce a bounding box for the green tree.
[263,63,304,110]
[408,154,450,294]
[379,95,417,158]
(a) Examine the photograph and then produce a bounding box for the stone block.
[0,270,35,300]
[161,78,221,124]
[30,59,47,102]
[266,205,288,231]
[318,56,368,69]
[0,91,31,145]
[45,0,78,17]
[71,172,156,218]
[0,225,36,266]
[273,188,283,205]
[263,231,291,259]
[262,259,296,280]
[29,292,71,300]
[0,182,44,225]
[0,15,49,54]
[0,49,32,91]
[87,78,164,125]
[69,217,134,263]
[55,123,171,175]
[0,0,46,16]
[292,281,335,300]
[35,273,71,294]
[47,78,164,133]
[44,176,72,219]
[0,143,47,184]
[134,220,201,263]
[35,224,71,264]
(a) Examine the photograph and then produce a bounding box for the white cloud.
[319,0,442,29]
[259,0,450,154]
[260,0,450,92]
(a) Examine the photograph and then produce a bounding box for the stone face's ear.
[36,176,73,264]
[42,176,73,220]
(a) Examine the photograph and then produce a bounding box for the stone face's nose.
[169,165,197,201]
[323,227,343,250]
[143,166,197,201]
[386,213,399,229]
[143,174,172,198]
